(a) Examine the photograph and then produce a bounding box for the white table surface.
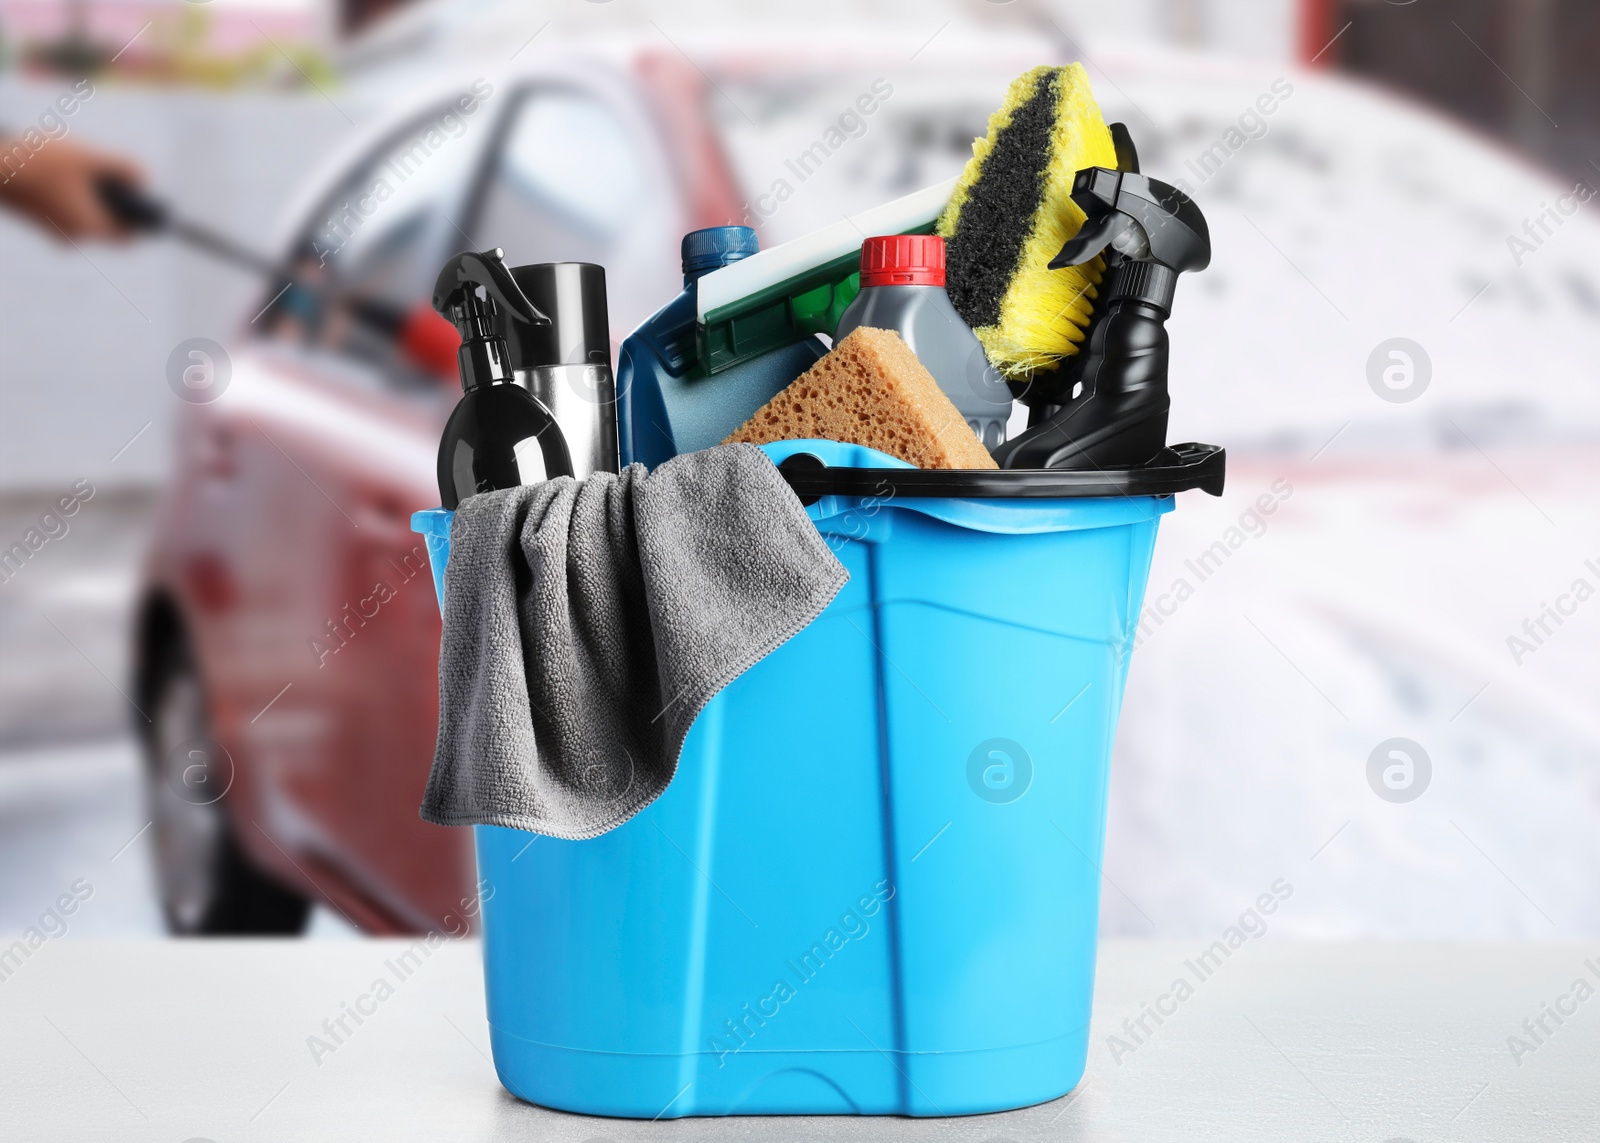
[2,938,1596,1141]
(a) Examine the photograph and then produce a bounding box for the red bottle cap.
[859,234,946,288]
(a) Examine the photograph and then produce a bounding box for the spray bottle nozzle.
[432,249,550,391]
[1048,168,1211,277]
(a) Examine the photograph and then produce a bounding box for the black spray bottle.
[434,249,574,509]
[994,134,1210,471]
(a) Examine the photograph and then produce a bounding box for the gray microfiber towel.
[422,443,848,840]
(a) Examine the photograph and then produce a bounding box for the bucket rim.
[768,440,1225,504]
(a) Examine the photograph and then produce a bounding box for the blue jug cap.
[681,226,759,281]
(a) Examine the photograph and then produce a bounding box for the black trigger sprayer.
[993,148,1210,471]
[433,249,574,509]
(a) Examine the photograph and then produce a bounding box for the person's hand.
[0,137,145,241]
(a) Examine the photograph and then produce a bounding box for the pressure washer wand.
[97,176,286,279]
[95,176,461,379]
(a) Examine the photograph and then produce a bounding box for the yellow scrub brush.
[936,63,1118,383]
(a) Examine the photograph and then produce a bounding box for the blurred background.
[1,0,1595,941]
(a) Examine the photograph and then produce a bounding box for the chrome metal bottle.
[506,262,619,477]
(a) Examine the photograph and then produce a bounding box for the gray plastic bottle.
[834,234,1013,450]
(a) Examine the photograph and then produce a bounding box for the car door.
[231,92,495,931]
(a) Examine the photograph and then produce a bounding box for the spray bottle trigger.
[1050,211,1141,269]
[432,248,553,393]
[432,249,551,331]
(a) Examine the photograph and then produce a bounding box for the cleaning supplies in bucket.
[414,55,1231,1121]
[621,183,984,469]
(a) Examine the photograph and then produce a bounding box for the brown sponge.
[723,327,999,470]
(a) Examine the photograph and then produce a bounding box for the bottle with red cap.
[834,233,1013,450]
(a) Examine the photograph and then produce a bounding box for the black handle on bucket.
[776,442,1225,505]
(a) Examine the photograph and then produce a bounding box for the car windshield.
[253,91,492,389]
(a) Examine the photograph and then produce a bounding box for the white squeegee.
[697,176,953,329]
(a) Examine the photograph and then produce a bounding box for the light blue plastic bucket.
[413,439,1171,1117]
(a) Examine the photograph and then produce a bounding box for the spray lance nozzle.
[992,163,1212,471]
[432,248,550,392]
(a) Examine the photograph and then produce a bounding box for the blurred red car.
[131,41,1038,933]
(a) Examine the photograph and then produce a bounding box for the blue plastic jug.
[616,227,828,468]
[413,439,1175,1118]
